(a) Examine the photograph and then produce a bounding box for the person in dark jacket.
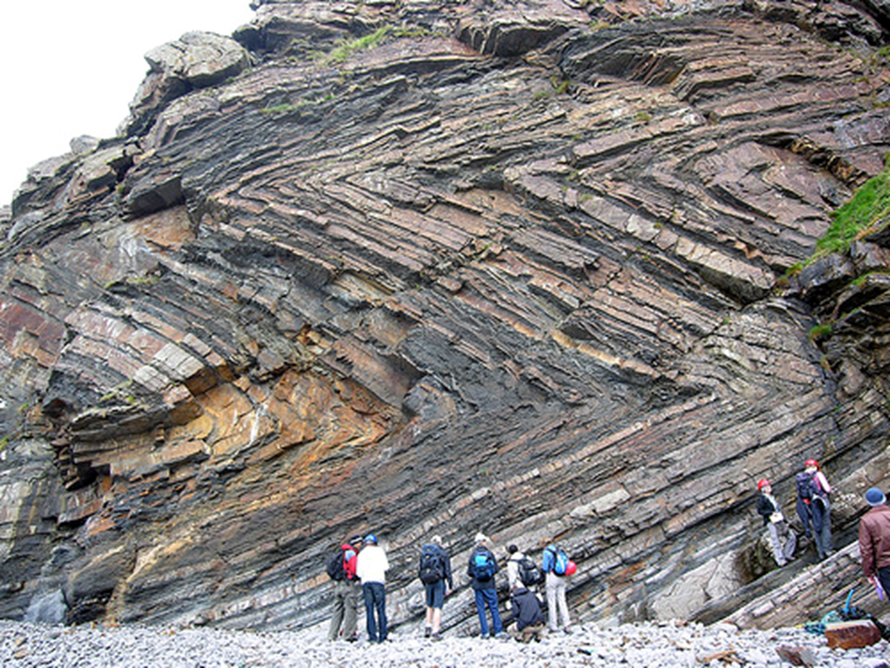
[757,479,795,567]
[420,534,453,641]
[508,585,545,642]
[467,532,507,639]
[859,487,890,598]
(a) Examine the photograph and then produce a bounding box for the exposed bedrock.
[1,0,889,633]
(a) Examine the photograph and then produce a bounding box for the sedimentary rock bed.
[1,0,889,632]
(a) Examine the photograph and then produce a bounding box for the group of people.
[327,531,574,643]
[328,460,889,644]
[326,534,390,643]
[756,458,833,567]
[757,458,890,608]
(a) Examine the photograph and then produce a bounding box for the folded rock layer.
[0,0,888,632]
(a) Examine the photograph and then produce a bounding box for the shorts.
[424,580,446,609]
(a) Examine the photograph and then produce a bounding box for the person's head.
[805,458,819,473]
[757,479,771,493]
[364,534,378,546]
[474,532,488,546]
[866,487,886,507]
[507,544,518,554]
[431,534,443,547]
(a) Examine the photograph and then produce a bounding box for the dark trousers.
[362,582,387,642]
[878,566,890,597]
[474,587,503,636]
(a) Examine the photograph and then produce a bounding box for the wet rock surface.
[1,0,889,635]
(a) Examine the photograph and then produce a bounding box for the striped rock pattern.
[0,0,889,632]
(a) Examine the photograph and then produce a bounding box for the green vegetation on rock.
[818,159,890,256]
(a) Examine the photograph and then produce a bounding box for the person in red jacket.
[327,537,361,642]
[859,488,890,599]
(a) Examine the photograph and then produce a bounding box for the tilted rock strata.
[0,0,889,633]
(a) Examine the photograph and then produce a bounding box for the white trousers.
[545,572,570,631]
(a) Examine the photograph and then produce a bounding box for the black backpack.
[517,556,544,587]
[418,546,445,584]
[326,550,346,581]
[796,472,814,501]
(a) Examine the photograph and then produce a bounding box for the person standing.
[356,534,389,643]
[467,533,507,639]
[419,534,453,641]
[541,543,572,634]
[506,544,524,591]
[804,459,833,560]
[756,479,795,567]
[859,487,890,599]
[508,584,546,643]
[327,538,361,642]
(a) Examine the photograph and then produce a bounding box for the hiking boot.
[495,631,510,640]
[424,627,432,638]
[431,632,442,641]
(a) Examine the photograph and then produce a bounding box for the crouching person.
[508,585,545,643]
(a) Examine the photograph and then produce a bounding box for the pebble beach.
[2,619,889,668]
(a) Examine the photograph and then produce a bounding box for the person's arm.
[445,553,453,591]
[859,520,876,580]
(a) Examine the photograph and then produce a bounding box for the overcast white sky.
[1,1,256,207]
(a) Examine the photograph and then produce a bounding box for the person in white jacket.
[356,534,390,642]
[506,544,524,590]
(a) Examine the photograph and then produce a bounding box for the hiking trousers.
[545,572,571,631]
[766,521,795,567]
[328,579,359,641]
[362,582,387,642]
[812,497,832,559]
[474,587,503,636]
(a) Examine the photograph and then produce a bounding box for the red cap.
[758,479,770,490]
[804,459,819,469]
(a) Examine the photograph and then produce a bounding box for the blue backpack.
[472,549,496,581]
[546,545,570,576]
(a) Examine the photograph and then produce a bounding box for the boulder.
[824,619,883,649]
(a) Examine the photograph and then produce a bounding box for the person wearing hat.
[802,459,833,560]
[756,479,795,567]
[327,536,362,642]
[859,487,890,599]
[467,532,507,639]
[356,533,390,643]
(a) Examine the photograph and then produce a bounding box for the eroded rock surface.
[1,0,889,633]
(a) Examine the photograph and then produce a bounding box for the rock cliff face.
[1,0,889,633]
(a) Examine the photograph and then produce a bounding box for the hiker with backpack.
[467,532,508,639]
[418,534,452,640]
[506,544,544,591]
[797,459,833,560]
[326,537,362,642]
[757,479,796,567]
[356,534,390,643]
[542,543,573,634]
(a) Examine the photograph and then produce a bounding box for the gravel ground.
[2,619,890,667]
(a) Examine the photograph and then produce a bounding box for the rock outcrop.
[1,0,889,634]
